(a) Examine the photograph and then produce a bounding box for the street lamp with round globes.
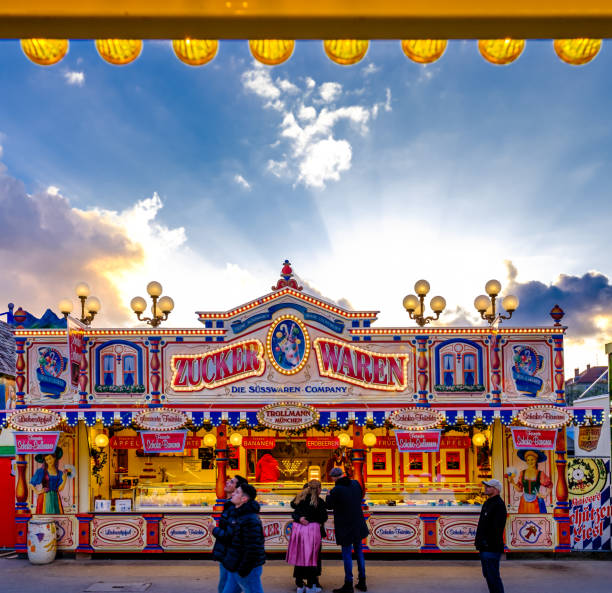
[203,433,217,448]
[338,432,351,447]
[58,282,102,325]
[403,279,446,327]
[363,432,377,448]
[229,432,243,447]
[131,281,175,327]
[474,279,519,325]
[94,433,109,448]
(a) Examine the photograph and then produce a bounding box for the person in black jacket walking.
[475,479,508,593]
[222,483,266,593]
[212,474,248,593]
[326,467,369,593]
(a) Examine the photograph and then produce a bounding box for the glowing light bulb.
[21,39,69,66]
[338,432,351,447]
[401,40,447,64]
[553,38,602,65]
[249,40,294,65]
[323,40,369,65]
[363,432,377,447]
[96,39,143,65]
[472,432,487,447]
[203,433,217,448]
[478,39,525,65]
[229,432,243,447]
[172,39,218,66]
[94,433,109,448]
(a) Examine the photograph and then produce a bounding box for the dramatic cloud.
[241,63,391,188]
[63,71,85,86]
[0,172,142,325]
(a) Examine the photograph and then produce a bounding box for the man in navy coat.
[326,467,369,593]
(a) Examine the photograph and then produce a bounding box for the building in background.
[565,365,608,405]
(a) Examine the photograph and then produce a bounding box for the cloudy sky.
[1,39,611,378]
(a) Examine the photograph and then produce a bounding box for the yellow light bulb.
[94,433,109,448]
[338,432,351,447]
[172,39,218,66]
[363,432,377,447]
[472,432,487,447]
[323,40,369,66]
[21,39,69,66]
[203,433,217,448]
[478,39,525,65]
[96,39,143,65]
[249,40,295,65]
[401,40,447,64]
[553,39,602,66]
[229,432,243,447]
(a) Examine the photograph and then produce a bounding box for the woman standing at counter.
[287,480,328,593]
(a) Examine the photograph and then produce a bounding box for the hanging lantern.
[249,40,295,65]
[401,40,447,64]
[21,39,69,66]
[323,40,369,65]
[96,39,143,65]
[203,433,217,448]
[363,432,377,448]
[553,39,602,66]
[172,39,218,66]
[338,432,351,447]
[478,39,525,65]
[94,433,109,448]
[229,432,243,447]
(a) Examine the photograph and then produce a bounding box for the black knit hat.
[239,482,257,501]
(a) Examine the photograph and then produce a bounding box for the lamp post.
[130,281,174,327]
[402,279,446,327]
[473,279,519,326]
[58,282,101,325]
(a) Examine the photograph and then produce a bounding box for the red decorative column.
[552,335,566,406]
[149,337,162,407]
[553,427,571,552]
[420,514,440,552]
[14,337,27,409]
[416,336,430,407]
[76,513,95,553]
[14,454,30,554]
[78,336,90,407]
[489,334,502,407]
[143,514,163,552]
[214,424,229,513]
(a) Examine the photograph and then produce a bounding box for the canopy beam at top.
[2,1,612,39]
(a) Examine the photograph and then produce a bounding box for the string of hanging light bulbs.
[20,37,602,67]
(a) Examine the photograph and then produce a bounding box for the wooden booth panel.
[437,515,479,550]
[507,515,555,550]
[91,515,146,550]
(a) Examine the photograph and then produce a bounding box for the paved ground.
[0,556,610,593]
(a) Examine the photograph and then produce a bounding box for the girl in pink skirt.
[287,480,328,593]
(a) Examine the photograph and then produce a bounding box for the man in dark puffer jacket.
[212,474,248,593]
[222,483,266,593]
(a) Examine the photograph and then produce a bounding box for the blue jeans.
[224,565,264,593]
[219,563,241,593]
[341,539,365,583]
[480,551,504,593]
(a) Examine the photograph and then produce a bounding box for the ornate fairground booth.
[2,262,608,555]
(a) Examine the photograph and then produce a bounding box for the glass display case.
[134,483,216,511]
[365,482,485,509]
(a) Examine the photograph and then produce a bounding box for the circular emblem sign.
[134,408,187,431]
[518,406,571,429]
[9,409,61,431]
[389,407,444,430]
[266,315,310,375]
[257,402,319,431]
[567,458,607,497]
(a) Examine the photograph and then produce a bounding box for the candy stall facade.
[2,265,608,555]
